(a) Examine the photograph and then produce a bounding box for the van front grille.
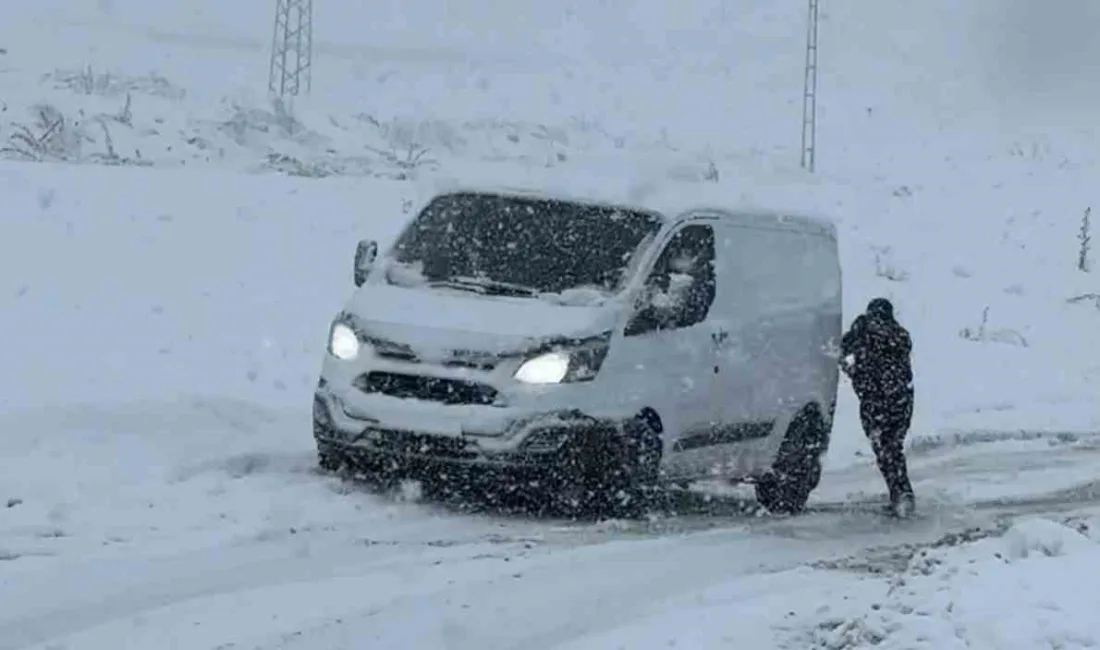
[354,371,499,406]
[374,429,478,459]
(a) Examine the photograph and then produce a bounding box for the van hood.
[342,283,621,360]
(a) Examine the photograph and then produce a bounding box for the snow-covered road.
[3,398,1098,649]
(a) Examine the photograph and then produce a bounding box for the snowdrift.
[551,515,1100,650]
[797,515,1100,650]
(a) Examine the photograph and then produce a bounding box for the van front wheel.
[550,416,662,519]
[755,403,827,515]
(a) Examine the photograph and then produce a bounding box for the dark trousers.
[858,388,914,501]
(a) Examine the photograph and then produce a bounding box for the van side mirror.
[353,239,378,287]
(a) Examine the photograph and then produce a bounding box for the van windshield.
[385,192,663,301]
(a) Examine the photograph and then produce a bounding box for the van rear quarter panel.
[714,219,842,429]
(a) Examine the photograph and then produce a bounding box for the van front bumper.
[312,384,620,473]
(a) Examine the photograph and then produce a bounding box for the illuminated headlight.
[514,352,570,384]
[513,336,611,385]
[329,323,361,360]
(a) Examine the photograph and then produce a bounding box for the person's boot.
[889,491,915,519]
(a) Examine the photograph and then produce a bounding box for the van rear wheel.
[755,403,827,515]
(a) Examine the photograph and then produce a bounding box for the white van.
[312,186,842,515]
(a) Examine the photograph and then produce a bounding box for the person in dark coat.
[840,297,916,517]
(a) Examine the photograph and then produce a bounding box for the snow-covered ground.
[2,0,1099,648]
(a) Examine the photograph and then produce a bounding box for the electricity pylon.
[268,0,313,96]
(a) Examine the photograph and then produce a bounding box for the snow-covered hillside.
[1,0,1099,648]
[4,0,1100,177]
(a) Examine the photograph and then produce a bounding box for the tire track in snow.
[8,486,1098,650]
[0,532,544,650]
[3,428,1098,649]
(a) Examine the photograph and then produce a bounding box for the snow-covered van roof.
[421,178,838,240]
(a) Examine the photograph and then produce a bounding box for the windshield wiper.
[428,276,538,297]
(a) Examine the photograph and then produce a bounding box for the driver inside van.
[652,252,699,308]
[641,242,714,329]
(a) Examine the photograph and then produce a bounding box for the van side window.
[626,224,716,336]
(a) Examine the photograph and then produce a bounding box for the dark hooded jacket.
[840,298,913,401]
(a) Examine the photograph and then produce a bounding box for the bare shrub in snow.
[1008,138,1050,161]
[1066,293,1100,310]
[45,66,184,99]
[235,107,438,179]
[1,100,149,166]
[85,116,150,167]
[356,113,464,155]
[220,100,308,144]
[258,152,342,178]
[363,141,438,179]
[958,306,1029,347]
[52,64,103,96]
[703,160,719,182]
[257,152,404,179]
[0,104,82,161]
[114,93,133,127]
[350,114,441,177]
[1079,206,1092,273]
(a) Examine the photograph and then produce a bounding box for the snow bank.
[0,394,561,570]
[549,516,1100,650]
[799,516,1100,650]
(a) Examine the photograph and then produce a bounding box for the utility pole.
[268,0,313,97]
[800,0,820,173]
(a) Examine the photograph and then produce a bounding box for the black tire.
[348,451,404,492]
[551,415,663,519]
[316,436,399,490]
[317,441,345,473]
[755,403,828,515]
